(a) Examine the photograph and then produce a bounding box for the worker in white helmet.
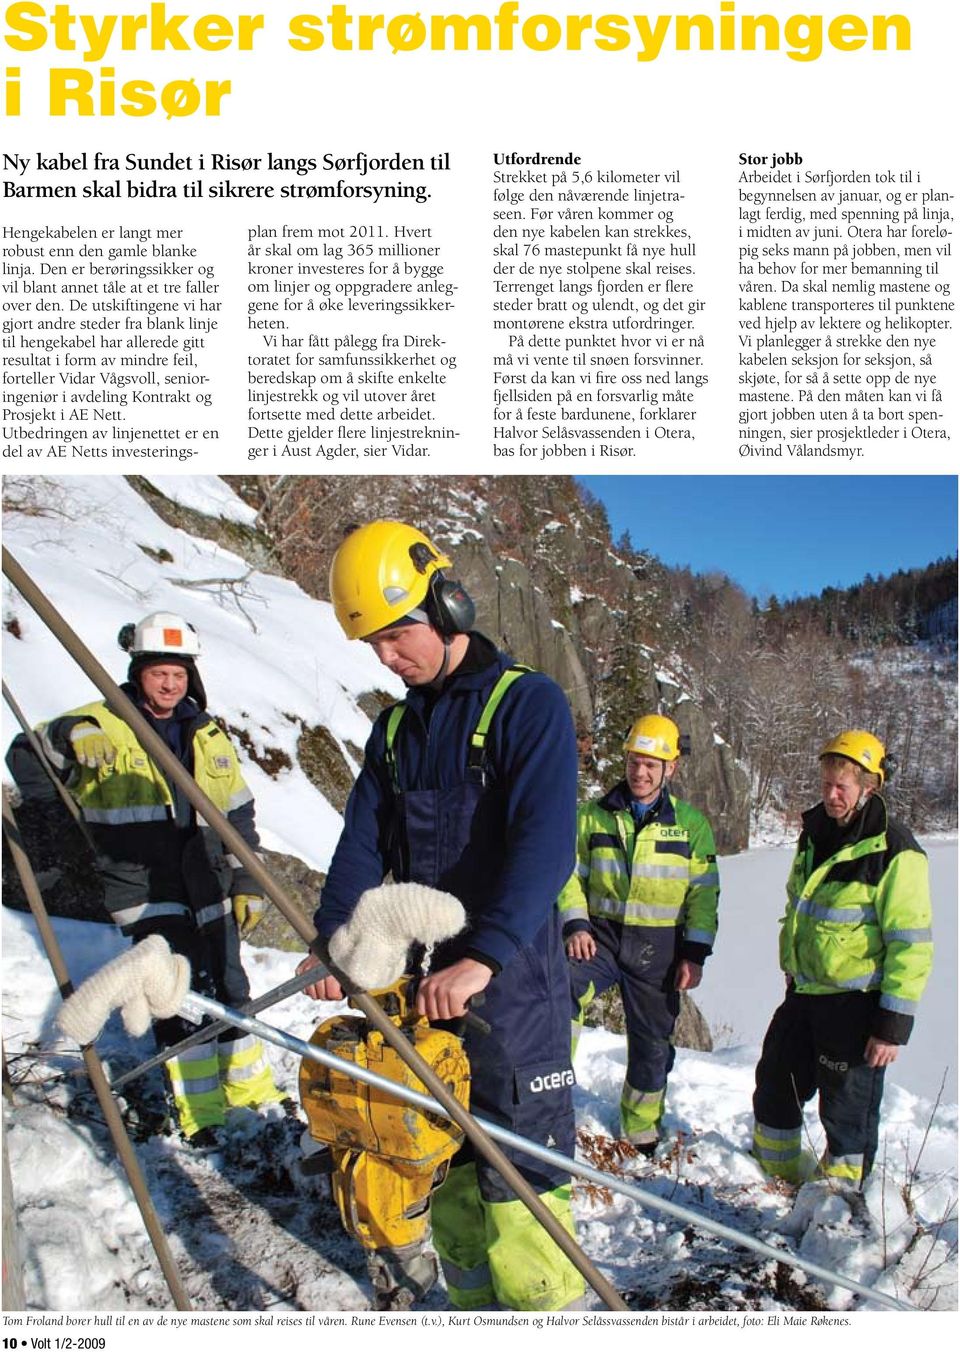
[34,613,286,1147]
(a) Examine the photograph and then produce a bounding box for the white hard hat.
[128,612,201,658]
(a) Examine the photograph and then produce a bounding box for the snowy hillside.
[2,475,957,1321]
[1,474,404,872]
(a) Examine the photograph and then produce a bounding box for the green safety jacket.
[778,794,933,1043]
[40,696,258,932]
[557,783,719,966]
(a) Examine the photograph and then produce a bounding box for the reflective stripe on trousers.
[217,1032,283,1109]
[820,1150,865,1182]
[432,1162,586,1311]
[620,1085,665,1145]
[751,1121,819,1185]
[752,1120,803,1178]
[166,1034,282,1134]
[166,1038,226,1136]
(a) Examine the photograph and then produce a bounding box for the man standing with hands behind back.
[752,729,933,1186]
[559,713,720,1156]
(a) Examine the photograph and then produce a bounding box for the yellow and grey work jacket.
[40,694,258,935]
[558,783,719,969]
[779,794,933,1043]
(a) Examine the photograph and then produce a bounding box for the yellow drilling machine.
[298,978,470,1308]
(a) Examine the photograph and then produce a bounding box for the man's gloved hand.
[233,894,266,938]
[69,722,117,769]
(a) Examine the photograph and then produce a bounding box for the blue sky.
[578,476,958,602]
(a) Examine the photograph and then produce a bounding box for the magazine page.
[2,1,958,1343]
[1,2,957,474]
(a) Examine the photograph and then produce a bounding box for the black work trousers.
[753,988,887,1181]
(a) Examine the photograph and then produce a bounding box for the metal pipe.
[3,670,326,1092]
[2,790,192,1311]
[2,546,625,1310]
[110,963,486,1095]
[183,990,913,1315]
[108,963,332,1093]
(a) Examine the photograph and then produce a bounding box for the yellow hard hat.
[819,729,888,785]
[624,714,683,762]
[329,521,453,640]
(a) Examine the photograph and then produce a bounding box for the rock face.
[675,993,714,1053]
[446,539,595,733]
[433,533,749,853]
[222,474,752,850]
[2,796,104,923]
[657,684,751,855]
[248,848,325,954]
[583,987,713,1054]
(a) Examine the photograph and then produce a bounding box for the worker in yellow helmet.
[298,522,585,1311]
[752,730,933,1186]
[559,713,720,1155]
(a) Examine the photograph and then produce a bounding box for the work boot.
[620,1133,660,1168]
[185,1125,226,1153]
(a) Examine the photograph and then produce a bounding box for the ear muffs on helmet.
[424,571,476,637]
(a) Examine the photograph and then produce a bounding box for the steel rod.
[3,545,625,1310]
[108,963,331,1092]
[2,790,192,1311]
[181,990,914,1315]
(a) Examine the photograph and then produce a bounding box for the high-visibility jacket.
[40,694,259,933]
[557,783,719,969]
[778,794,933,1043]
[40,693,281,1135]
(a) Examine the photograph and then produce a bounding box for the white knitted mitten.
[57,935,191,1045]
[327,882,466,990]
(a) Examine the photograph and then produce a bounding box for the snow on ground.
[2,476,956,1322]
[1,475,403,872]
[139,477,259,526]
[3,894,956,1317]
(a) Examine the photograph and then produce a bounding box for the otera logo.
[529,1069,575,1094]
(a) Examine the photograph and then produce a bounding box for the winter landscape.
[1,475,956,1329]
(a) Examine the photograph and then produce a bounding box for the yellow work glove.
[233,894,266,938]
[69,722,117,769]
